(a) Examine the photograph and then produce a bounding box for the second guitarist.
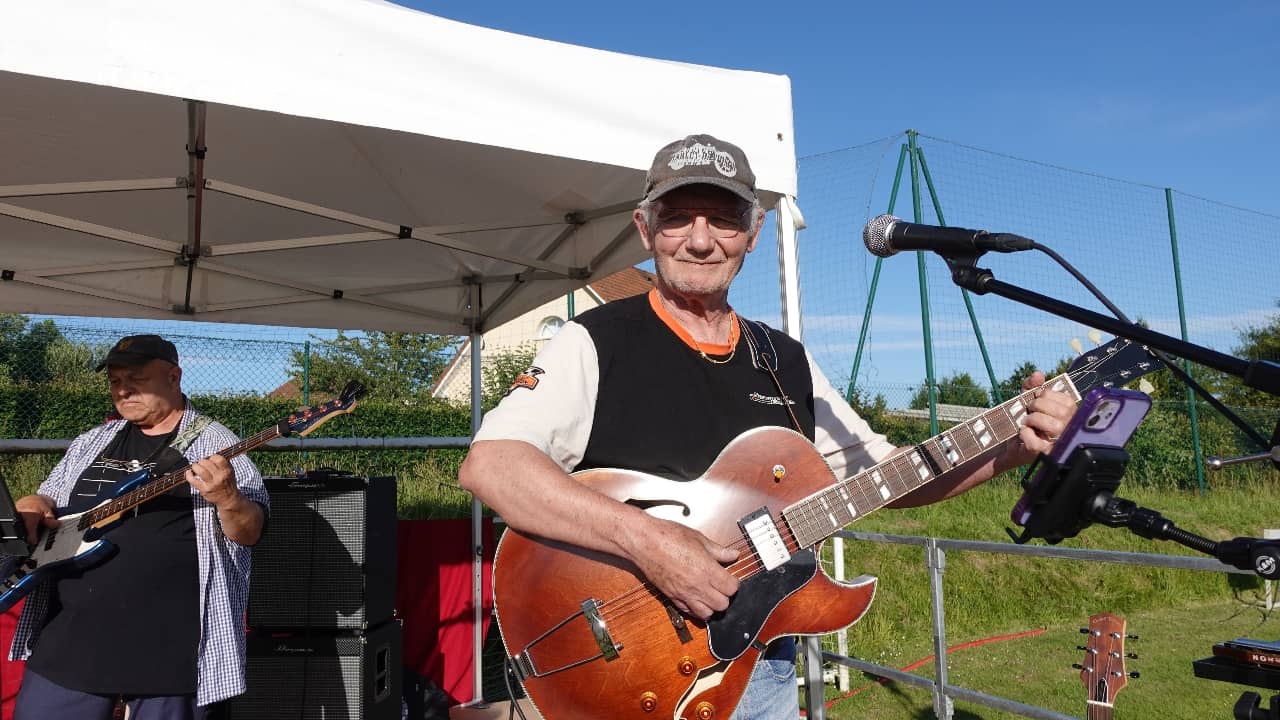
[459,134,1078,720]
[10,334,269,719]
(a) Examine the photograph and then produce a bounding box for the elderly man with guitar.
[459,134,1081,720]
[10,334,268,720]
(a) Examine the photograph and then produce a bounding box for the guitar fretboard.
[784,374,1081,549]
[77,421,288,530]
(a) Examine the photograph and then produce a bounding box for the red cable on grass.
[798,627,1046,715]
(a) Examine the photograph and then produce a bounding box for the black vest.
[574,294,815,481]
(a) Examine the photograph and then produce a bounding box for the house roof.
[428,266,655,400]
[588,267,654,303]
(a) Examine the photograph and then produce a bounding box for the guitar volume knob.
[694,701,715,719]
[639,691,657,712]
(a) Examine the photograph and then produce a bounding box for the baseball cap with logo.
[642,134,757,204]
[96,334,179,371]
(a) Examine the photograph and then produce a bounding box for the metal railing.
[800,530,1251,720]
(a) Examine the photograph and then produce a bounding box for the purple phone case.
[1011,386,1152,526]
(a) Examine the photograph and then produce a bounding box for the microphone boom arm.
[947,260,1280,396]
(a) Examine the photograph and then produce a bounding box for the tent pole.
[468,281,487,705]
[774,195,805,339]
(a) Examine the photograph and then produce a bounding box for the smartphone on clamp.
[1010,386,1153,528]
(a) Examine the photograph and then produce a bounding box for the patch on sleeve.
[508,366,545,393]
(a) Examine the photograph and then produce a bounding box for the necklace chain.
[692,337,736,364]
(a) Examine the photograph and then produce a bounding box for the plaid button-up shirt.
[8,400,269,706]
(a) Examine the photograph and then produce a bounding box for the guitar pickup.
[739,508,790,571]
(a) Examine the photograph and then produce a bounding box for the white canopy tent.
[0,0,798,333]
[0,0,803,704]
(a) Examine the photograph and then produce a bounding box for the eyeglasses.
[654,207,751,239]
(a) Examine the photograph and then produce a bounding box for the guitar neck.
[79,421,287,528]
[784,373,1081,548]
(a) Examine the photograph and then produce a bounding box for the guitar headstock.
[284,380,367,437]
[1066,337,1160,396]
[1078,612,1135,709]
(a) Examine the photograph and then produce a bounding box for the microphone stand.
[940,250,1279,720]
[939,251,1280,577]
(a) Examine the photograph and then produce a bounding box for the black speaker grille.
[249,474,396,631]
[251,491,369,629]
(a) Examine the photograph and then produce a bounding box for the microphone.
[862,214,1036,258]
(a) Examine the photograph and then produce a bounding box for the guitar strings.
[587,365,1111,638]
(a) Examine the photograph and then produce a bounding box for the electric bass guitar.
[0,380,365,613]
[1077,612,1135,720]
[493,338,1158,720]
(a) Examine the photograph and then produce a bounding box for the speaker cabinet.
[249,472,396,631]
[228,621,402,720]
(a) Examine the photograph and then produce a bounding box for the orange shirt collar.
[647,289,739,355]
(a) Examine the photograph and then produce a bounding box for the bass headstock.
[285,380,367,437]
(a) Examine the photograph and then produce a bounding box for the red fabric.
[0,520,495,717]
[396,518,494,706]
[1,598,24,720]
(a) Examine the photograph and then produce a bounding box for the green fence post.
[302,339,311,461]
[916,146,1002,404]
[908,130,939,436]
[846,142,909,403]
[302,340,311,407]
[1165,189,1206,492]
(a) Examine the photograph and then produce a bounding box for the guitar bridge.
[582,598,620,661]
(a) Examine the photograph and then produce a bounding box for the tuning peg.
[1079,627,1094,635]
[1126,653,1139,659]
[1076,645,1091,652]
[1126,634,1140,640]
[1072,663,1085,670]
[1129,671,1140,679]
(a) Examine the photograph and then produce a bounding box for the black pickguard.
[706,548,816,661]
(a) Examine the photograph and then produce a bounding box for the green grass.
[803,475,1280,719]
[812,599,1275,720]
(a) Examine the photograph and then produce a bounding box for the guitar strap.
[737,317,804,435]
[169,414,211,455]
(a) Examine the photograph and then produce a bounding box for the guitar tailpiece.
[509,653,535,682]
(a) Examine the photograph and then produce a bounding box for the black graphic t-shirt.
[28,423,201,695]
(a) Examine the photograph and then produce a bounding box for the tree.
[995,360,1040,401]
[288,331,460,402]
[1215,302,1280,410]
[0,314,97,387]
[43,337,104,391]
[480,343,540,412]
[909,371,989,410]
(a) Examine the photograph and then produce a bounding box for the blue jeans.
[15,670,213,720]
[729,657,800,720]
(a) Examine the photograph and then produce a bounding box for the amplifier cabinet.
[228,621,402,720]
[249,472,396,631]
